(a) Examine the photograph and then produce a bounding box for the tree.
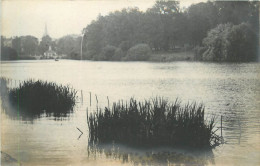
[215,1,257,25]
[148,0,181,50]
[20,36,38,56]
[101,45,117,61]
[12,37,22,55]
[187,2,218,46]
[143,11,164,50]
[148,0,180,14]
[56,35,81,59]
[225,23,258,61]
[84,16,106,59]
[1,36,18,60]
[39,35,53,55]
[202,23,257,62]
[169,12,189,48]
[1,46,18,60]
[202,23,233,61]
[81,0,258,62]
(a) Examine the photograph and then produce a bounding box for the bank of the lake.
[149,51,194,62]
[1,50,195,62]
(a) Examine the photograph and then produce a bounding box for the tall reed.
[1,78,77,118]
[87,98,221,149]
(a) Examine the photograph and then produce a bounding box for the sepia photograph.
[0,0,259,165]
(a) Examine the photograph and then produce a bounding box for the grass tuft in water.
[1,78,77,118]
[87,97,221,149]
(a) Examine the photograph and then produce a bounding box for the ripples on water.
[1,60,260,165]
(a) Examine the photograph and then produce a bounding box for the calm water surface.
[1,60,260,165]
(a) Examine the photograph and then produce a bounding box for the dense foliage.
[1,1,258,62]
[81,1,258,61]
[125,44,152,61]
[56,35,81,59]
[1,46,18,60]
[38,35,55,55]
[87,98,221,149]
[202,23,258,62]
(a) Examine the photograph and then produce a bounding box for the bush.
[126,44,152,61]
[87,98,221,149]
[102,45,117,60]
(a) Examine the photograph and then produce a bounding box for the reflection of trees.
[87,143,215,166]
[1,100,73,121]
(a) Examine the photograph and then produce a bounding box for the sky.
[1,0,206,39]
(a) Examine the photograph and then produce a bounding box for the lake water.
[1,60,260,165]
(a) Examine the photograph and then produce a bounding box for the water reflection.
[1,151,21,166]
[1,99,73,121]
[87,143,215,166]
[217,77,260,146]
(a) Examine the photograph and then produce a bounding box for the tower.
[44,23,48,36]
[42,23,56,58]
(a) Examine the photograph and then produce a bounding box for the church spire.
[44,23,48,36]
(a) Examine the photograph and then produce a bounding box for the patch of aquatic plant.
[87,98,221,149]
[1,78,77,119]
[0,78,8,98]
[0,78,11,113]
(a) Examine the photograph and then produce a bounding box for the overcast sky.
[1,0,205,39]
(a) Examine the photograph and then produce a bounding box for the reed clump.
[87,98,221,149]
[6,79,77,117]
[0,78,8,98]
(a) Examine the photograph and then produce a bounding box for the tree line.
[1,34,81,60]
[1,1,259,62]
[82,0,259,62]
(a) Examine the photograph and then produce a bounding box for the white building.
[44,45,57,59]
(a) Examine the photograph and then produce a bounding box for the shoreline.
[1,51,195,62]
[1,51,259,63]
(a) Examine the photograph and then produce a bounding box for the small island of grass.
[87,98,221,149]
[0,78,77,119]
